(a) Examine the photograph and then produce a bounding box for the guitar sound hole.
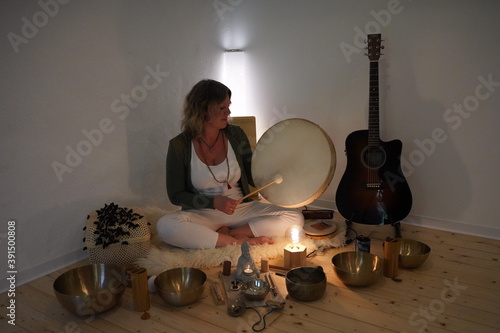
[361,146,386,169]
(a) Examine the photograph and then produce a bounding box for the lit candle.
[243,265,253,275]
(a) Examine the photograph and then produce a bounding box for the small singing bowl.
[154,267,206,307]
[332,251,383,287]
[399,239,431,269]
[53,263,128,316]
[286,266,326,302]
[241,279,270,301]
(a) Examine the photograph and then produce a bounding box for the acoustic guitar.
[335,34,412,225]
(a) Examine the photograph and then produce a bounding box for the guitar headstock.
[366,34,383,61]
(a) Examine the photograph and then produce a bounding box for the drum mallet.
[239,174,283,202]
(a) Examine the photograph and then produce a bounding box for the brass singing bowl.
[286,266,327,302]
[332,251,383,287]
[53,264,128,316]
[398,239,431,268]
[241,279,270,301]
[154,267,207,306]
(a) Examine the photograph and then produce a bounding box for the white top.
[190,142,243,200]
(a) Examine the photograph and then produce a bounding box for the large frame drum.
[251,118,336,208]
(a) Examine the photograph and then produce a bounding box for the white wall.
[1,0,499,290]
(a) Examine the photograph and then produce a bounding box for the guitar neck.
[368,60,380,146]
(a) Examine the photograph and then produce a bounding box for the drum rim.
[305,231,337,239]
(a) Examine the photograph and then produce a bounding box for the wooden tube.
[383,237,400,278]
[261,258,269,273]
[131,267,150,312]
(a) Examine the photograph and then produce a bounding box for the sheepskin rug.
[135,206,346,276]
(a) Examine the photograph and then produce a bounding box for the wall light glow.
[223,49,246,116]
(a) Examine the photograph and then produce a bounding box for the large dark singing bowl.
[241,279,270,301]
[332,251,382,287]
[154,267,206,306]
[53,264,127,316]
[399,239,431,268]
[286,266,326,302]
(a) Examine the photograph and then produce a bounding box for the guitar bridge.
[365,182,382,189]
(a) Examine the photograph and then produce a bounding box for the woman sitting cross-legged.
[156,79,304,249]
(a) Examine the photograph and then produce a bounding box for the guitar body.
[336,130,412,225]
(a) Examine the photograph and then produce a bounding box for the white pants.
[156,201,304,249]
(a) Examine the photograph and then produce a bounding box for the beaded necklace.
[198,131,231,189]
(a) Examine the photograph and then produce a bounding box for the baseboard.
[403,215,500,240]
[0,249,88,293]
[311,199,500,240]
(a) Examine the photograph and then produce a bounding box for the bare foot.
[246,236,274,245]
[216,233,275,248]
[216,226,231,235]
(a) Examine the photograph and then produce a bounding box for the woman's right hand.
[214,195,239,215]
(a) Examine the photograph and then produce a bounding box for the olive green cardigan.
[166,125,255,210]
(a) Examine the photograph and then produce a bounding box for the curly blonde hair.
[181,79,232,138]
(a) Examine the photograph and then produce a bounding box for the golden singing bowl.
[332,251,382,287]
[398,239,431,269]
[241,279,270,301]
[154,267,206,306]
[53,264,127,316]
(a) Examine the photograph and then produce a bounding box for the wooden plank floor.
[1,223,499,332]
